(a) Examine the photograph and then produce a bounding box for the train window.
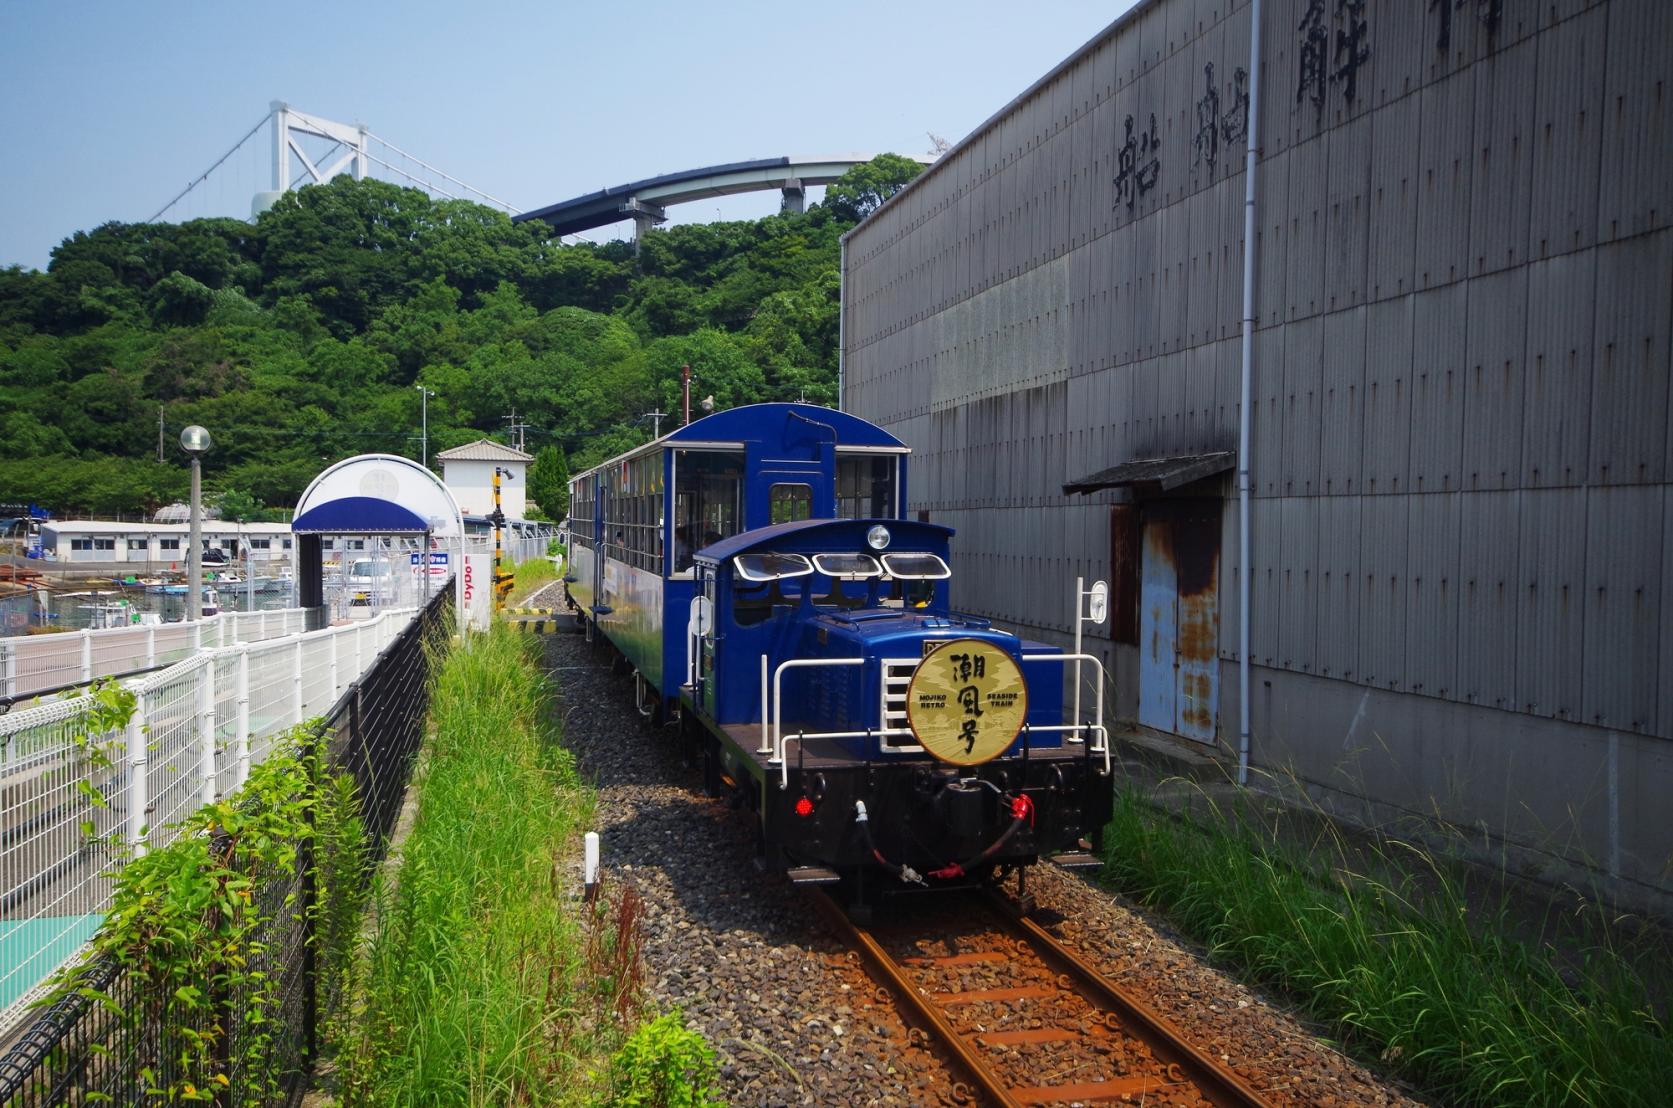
[836,455,896,519]
[770,483,813,523]
[603,453,663,573]
[812,553,881,578]
[880,553,950,579]
[673,450,744,570]
[733,553,813,582]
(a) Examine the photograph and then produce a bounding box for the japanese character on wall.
[1114,113,1161,212]
[1195,62,1251,176]
[1298,0,1372,121]
[1334,0,1370,102]
[1297,0,1331,117]
[1430,0,1506,52]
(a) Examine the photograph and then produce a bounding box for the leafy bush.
[49,723,364,1103]
[609,1011,723,1108]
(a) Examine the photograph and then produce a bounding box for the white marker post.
[583,830,600,903]
[1072,578,1109,744]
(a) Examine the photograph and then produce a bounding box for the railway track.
[811,887,1272,1107]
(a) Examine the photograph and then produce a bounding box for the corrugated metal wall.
[844,0,1673,894]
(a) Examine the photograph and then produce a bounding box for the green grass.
[1100,786,1670,1108]
[505,555,561,606]
[339,624,601,1105]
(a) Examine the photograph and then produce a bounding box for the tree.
[527,445,571,520]
[823,154,925,223]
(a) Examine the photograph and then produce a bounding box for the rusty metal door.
[1137,502,1220,743]
[1138,517,1178,732]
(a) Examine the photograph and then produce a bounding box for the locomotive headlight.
[866,524,891,551]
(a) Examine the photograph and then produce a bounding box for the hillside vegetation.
[0,155,921,518]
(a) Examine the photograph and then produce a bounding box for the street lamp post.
[416,385,435,468]
[180,425,213,622]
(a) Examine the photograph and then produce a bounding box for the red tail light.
[794,795,816,818]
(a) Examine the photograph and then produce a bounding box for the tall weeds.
[339,625,599,1105]
[1101,786,1670,1107]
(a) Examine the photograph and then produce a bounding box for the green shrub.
[609,1010,723,1108]
[49,723,363,1103]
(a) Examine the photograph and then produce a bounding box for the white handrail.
[770,657,864,769]
[762,650,1111,787]
[1023,652,1110,775]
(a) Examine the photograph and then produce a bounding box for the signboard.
[462,549,492,630]
[905,638,1029,766]
[410,551,450,581]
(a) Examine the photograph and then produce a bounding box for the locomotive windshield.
[880,553,951,579]
[733,552,814,581]
[812,553,882,578]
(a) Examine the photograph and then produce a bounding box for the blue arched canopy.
[292,496,430,534]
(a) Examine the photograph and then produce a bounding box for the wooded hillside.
[0,154,921,518]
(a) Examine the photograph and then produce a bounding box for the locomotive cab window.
[880,552,948,609]
[812,553,881,578]
[733,553,814,582]
[812,553,880,609]
[732,552,812,626]
[880,553,950,579]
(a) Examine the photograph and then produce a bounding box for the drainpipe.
[837,238,847,411]
[1237,0,1263,787]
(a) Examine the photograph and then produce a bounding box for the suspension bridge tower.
[250,101,369,217]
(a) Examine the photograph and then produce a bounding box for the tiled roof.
[434,439,533,462]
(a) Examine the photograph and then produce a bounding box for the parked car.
[344,558,397,615]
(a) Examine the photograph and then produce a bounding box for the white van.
[344,558,397,615]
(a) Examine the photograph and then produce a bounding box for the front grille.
[880,660,920,749]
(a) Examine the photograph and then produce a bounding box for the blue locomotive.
[565,403,1111,892]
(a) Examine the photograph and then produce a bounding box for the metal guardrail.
[0,598,432,1036]
[0,586,451,1106]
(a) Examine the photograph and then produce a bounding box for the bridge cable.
[362,131,516,212]
[147,113,270,222]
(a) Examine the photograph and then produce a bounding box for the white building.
[434,440,532,519]
[40,520,294,566]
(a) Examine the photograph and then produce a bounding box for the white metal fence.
[1,607,313,702]
[0,605,420,1033]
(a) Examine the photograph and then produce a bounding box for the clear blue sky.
[0,0,1136,272]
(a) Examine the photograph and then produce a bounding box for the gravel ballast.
[536,603,1425,1107]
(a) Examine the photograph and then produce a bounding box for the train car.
[566,403,1112,896]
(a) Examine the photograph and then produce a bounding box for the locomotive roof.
[694,517,954,565]
[572,403,908,480]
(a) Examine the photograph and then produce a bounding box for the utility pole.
[642,409,668,440]
[157,407,165,464]
[415,385,435,467]
[503,409,529,453]
[681,364,692,427]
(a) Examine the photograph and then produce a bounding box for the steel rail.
[808,889,991,1106]
[983,890,1272,1106]
[811,887,1272,1107]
